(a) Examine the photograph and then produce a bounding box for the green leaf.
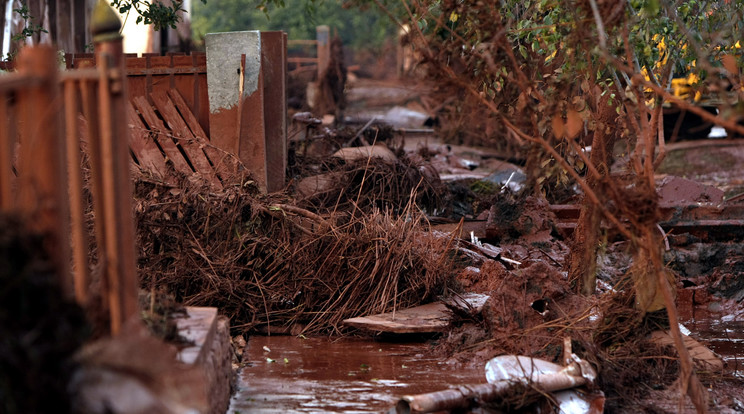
[643,0,660,16]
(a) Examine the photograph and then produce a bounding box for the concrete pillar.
[205,30,287,193]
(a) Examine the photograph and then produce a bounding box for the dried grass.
[134,177,460,335]
[292,153,447,216]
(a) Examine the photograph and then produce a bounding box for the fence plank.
[64,80,90,305]
[94,36,139,335]
[125,100,169,180]
[151,90,222,189]
[15,46,73,299]
[79,76,107,278]
[133,95,193,175]
[0,95,12,210]
[168,89,236,179]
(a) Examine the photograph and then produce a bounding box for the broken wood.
[132,95,193,174]
[343,294,490,334]
[343,302,451,333]
[167,89,236,179]
[125,100,170,180]
[649,330,723,372]
[150,89,223,189]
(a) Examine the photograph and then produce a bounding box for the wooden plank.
[0,95,13,210]
[95,36,140,335]
[149,56,175,97]
[64,79,90,305]
[193,53,210,134]
[126,55,149,105]
[15,46,73,299]
[125,100,169,179]
[238,53,267,189]
[343,302,452,333]
[260,31,287,192]
[150,90,222,189]
[168,89,235,178]
[649,330,723,371]
[132,95,193,174]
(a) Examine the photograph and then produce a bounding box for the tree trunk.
[567,96,618,295]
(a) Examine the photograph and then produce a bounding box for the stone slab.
[175,306,232,414]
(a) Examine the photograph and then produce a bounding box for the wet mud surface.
[229,336,484,413]
[678,296,744,378]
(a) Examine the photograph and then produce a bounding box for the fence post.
[14,45,73,299]
[0,97,12,211]
[316,25,330,80]
[259,31,287,193]
[206,30,288,192]
[91,0,139,335]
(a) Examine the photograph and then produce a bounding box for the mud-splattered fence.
[65,52,237,189]
[287,25,331,79]
[0,19,138,335]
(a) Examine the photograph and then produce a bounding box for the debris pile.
[134,176,458,335]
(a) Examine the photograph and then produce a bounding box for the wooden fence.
[287,25,331,79]
[0,34,138,335]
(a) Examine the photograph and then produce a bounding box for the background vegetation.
[191,0,398,53]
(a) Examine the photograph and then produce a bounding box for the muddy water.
[678,297,744,377]
[681,309,744,379]
[228,336,484,413]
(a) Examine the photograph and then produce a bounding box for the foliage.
[11,4,48,42]
[110,0,205,31]
[192,0,397,52]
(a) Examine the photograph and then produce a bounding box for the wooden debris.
[150,90,223,189]
[442,293,490,318]
[343,302,451,333]
[649,330,723,372]
[333,145,397,163]
[343,294,490,334]
[132,95,192,174]
[125,101,169,180]
[167,89,236,179]
[131,92,230,190]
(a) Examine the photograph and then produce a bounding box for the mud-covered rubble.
[126,100,744,412]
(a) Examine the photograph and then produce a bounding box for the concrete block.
[175,306,232,414]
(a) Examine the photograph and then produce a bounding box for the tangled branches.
[134,178,459,335]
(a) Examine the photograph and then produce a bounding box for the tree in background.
[191,0,396,55]
[368,0,744,412]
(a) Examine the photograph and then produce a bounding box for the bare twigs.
[135,178,457,335]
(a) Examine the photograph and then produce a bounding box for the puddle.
[678,298,744,377]
[228,336,484,413]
